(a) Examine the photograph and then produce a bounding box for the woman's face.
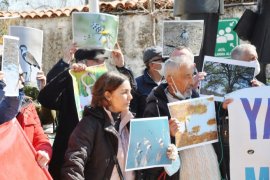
[105,80,133,113]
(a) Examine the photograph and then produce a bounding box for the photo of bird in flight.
[19,44,40,82]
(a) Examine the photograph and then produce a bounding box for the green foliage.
[23,86,39,101]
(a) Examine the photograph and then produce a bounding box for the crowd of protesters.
[0,41,264,180]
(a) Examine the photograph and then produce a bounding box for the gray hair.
[231,44,257,60]
[170,46,194,63]
[164,55,194,78]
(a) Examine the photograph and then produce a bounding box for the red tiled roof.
[0,0,173,19]
[0,0,257,19]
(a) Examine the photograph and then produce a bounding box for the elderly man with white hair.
[231,44,263,87]
[170,46,207,91]
[137,53,220,179]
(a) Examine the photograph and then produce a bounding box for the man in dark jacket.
[138,55,199,179]
[38,48,136,180]
[133,46,167,118]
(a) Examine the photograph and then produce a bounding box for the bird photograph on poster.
[72,12,119,51]
[9,26,43,87]
[125,117,171,171]
[162,20,204,57]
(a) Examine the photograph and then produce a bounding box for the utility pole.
[88,0,99,13]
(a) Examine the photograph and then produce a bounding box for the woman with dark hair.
[38,45,136,179]
[61,71,135,180]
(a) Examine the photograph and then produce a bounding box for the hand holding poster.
[226,86,270,180]
[200,56,256,101]
[126,117,171,171]
[9,26,43,87]
[70,63,107,120]
[162,20,204,57]
[72,12,119,51]
[168,96,218,150]
[2,35,19,97]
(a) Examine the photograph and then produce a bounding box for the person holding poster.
[0,71,22,123]
[133,46,205,118]
[61,72,134,180]
[231,44,263,87]
[38,46,136,180]
[215,43,264,179]
[139,55,220,179]
[0,71,52,168]
[170,46,206,91]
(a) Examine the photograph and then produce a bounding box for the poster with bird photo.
[72,12,119,51]
[70,63,108,120]
[9,26,43,87]
[168,96,218,151]
[125,116,172,171]
[162,20,204,57]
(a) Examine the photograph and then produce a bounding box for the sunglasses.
[151,57,168,62]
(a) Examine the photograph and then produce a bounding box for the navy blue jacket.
[133,69,159,118]
[0,81,22,124]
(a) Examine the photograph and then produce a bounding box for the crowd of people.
[0,40,264,180]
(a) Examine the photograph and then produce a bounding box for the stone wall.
[17,4,257,78]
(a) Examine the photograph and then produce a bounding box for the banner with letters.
[226,86,270,180]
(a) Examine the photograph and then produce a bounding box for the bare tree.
[201,61,254,96]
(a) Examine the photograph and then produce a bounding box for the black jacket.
[38,60,135,180]
[137,83,199,180]
[38,68,78,180]
[133,69,159,118]
[61,106,119,180]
